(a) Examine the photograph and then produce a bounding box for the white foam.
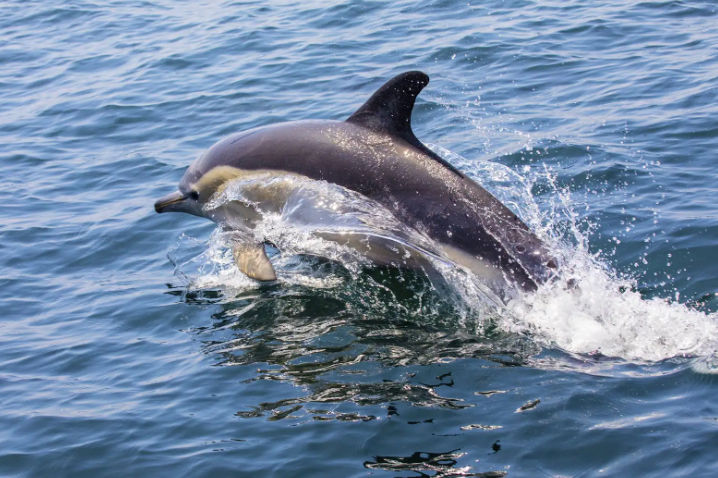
[506,263,718,362]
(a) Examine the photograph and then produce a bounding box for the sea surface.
[2,1,718,476]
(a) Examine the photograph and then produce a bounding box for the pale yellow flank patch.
[192,166,305,204]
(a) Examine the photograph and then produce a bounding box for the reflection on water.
[165,265,527,476]
[168,265,539,421]
[364,449,507,477]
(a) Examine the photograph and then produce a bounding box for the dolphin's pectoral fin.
[232,242,277,281]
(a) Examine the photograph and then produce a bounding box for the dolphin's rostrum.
[155,71,557,291]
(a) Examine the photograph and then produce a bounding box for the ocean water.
[2,0,718,476]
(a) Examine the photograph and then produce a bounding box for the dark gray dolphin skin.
[155,71,557,291]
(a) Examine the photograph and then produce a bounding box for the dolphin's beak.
[154,191,187,213]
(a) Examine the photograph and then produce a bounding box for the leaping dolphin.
[155,71,557,291]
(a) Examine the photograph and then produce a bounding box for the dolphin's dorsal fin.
[346,71,429,142]
[347,71,464,177]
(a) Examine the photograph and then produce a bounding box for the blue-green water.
[3,1,718,476]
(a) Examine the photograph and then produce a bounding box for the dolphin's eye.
[189,191,199,200]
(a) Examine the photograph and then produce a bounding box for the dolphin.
[154,71,557,291]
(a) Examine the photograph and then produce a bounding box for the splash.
[168,144,718,367]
